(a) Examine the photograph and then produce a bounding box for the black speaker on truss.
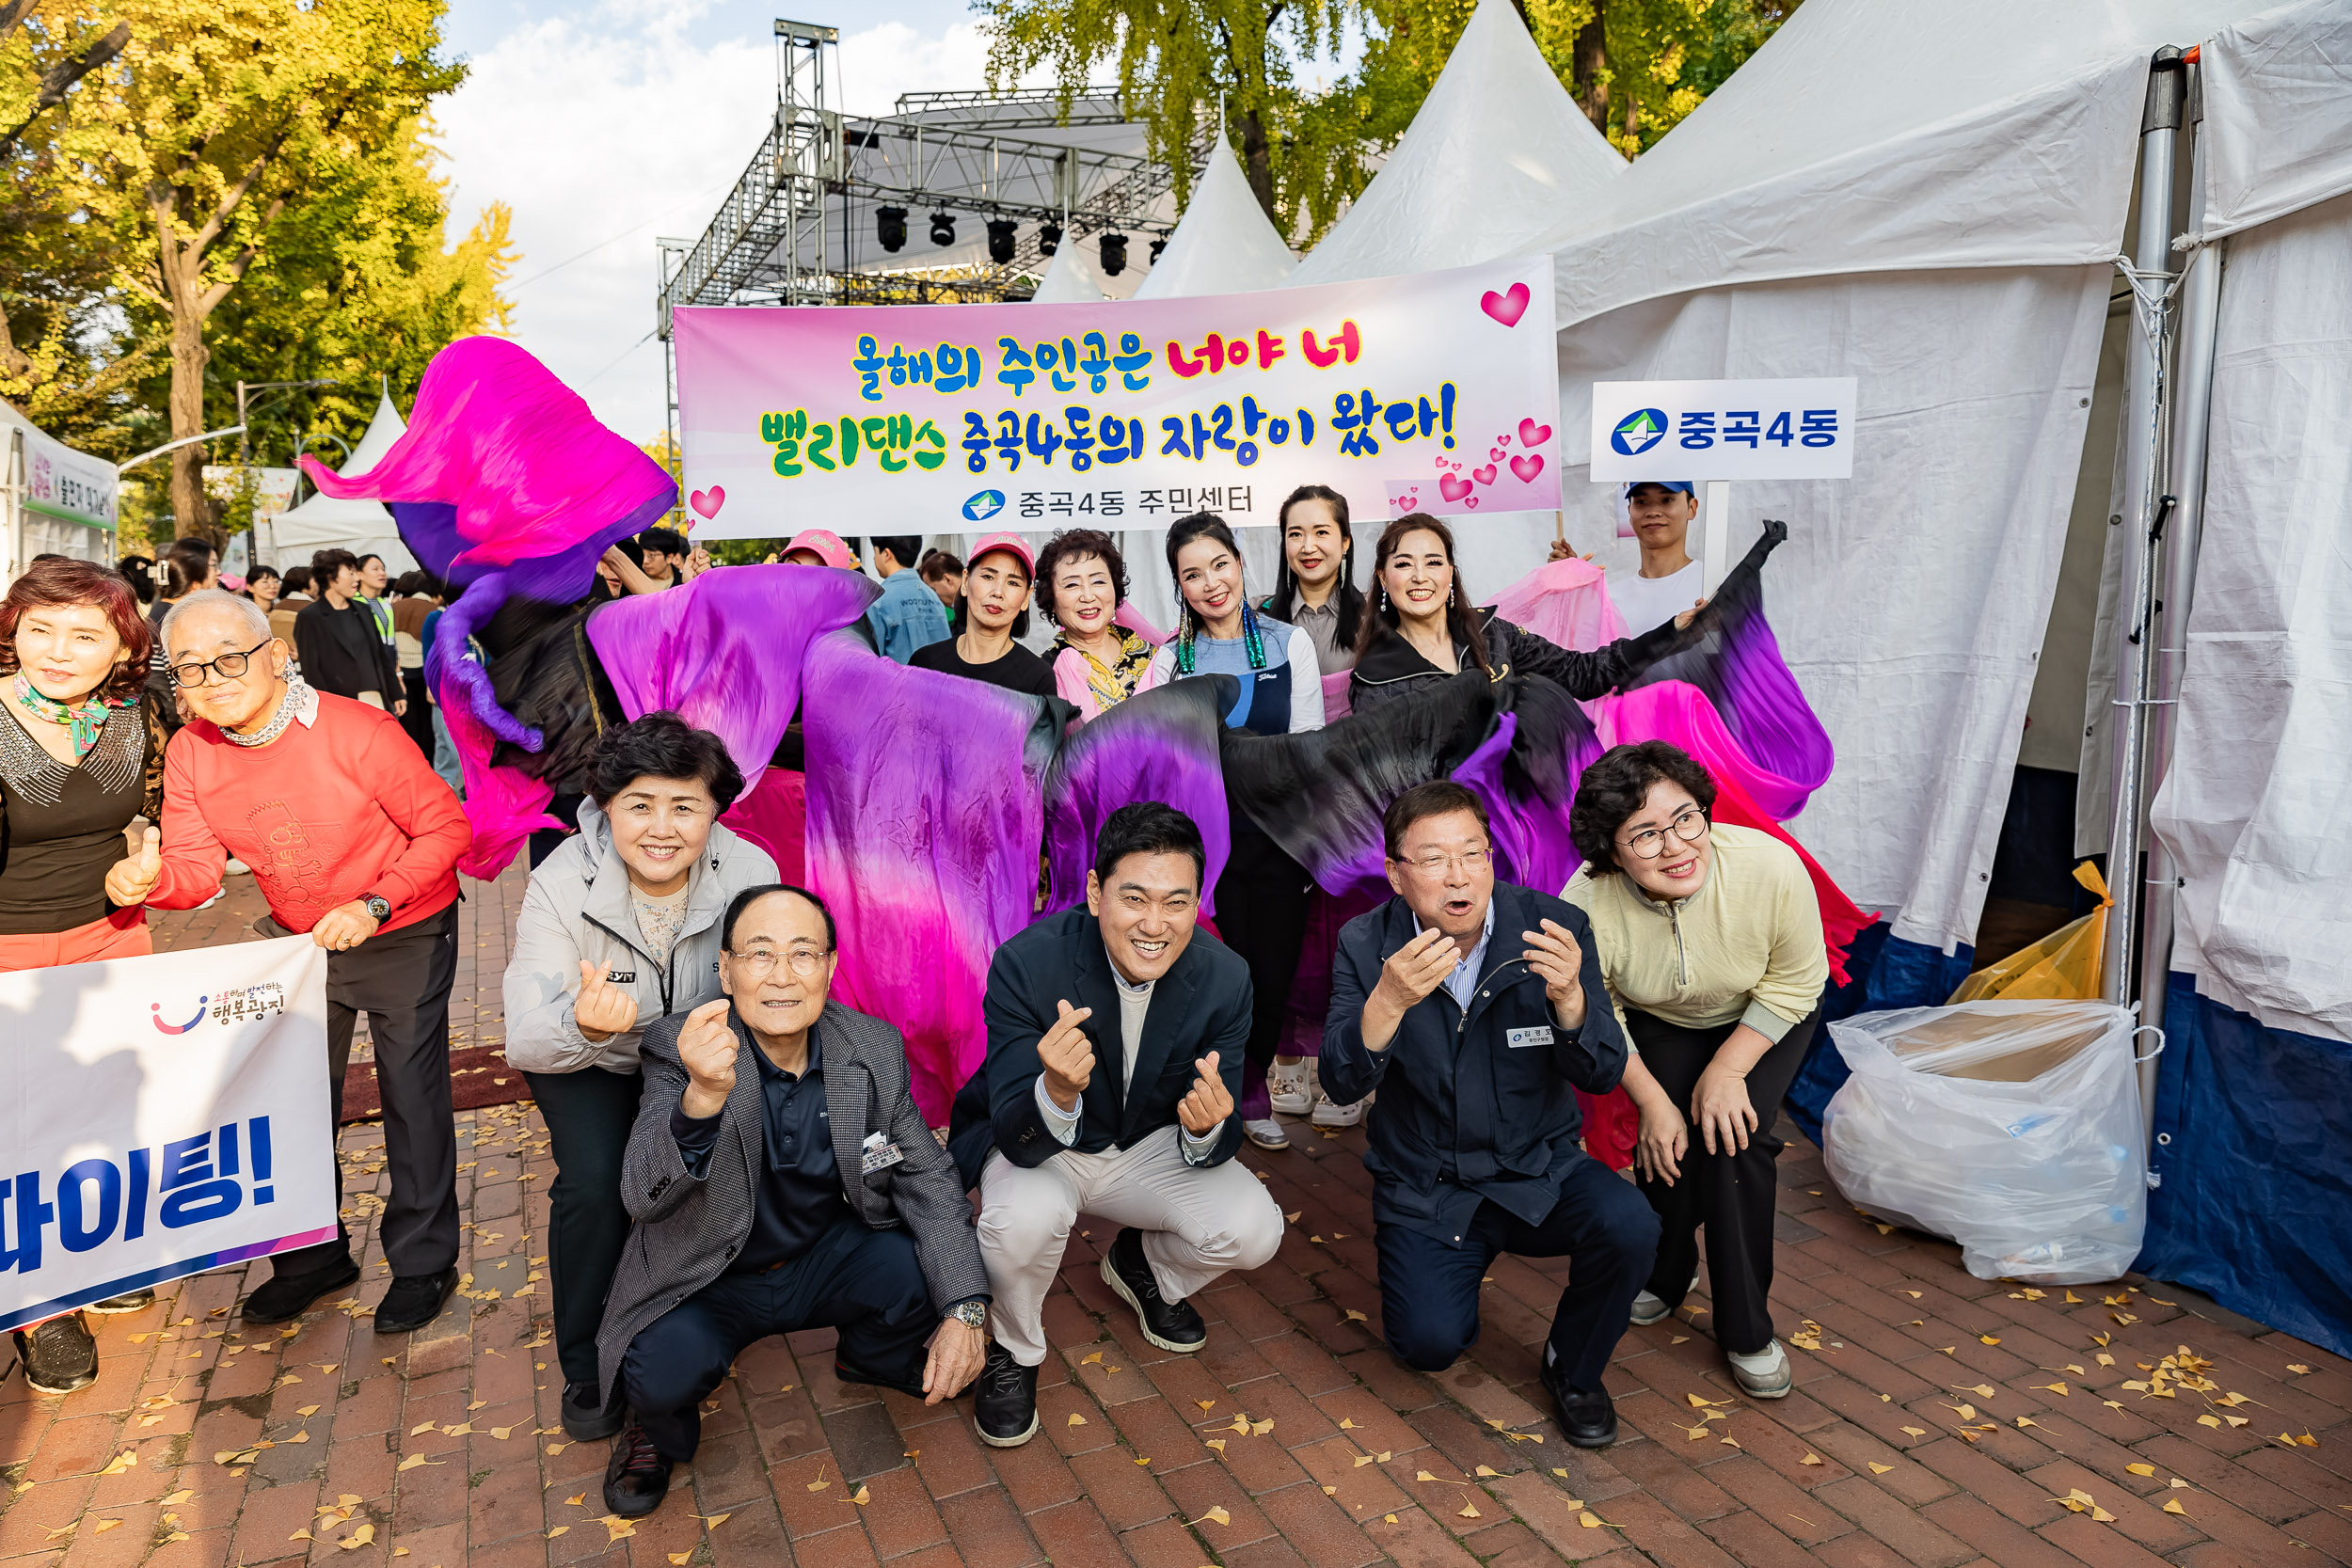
[1098,232,1129,277]
[876,206,908,253]
[986,217,1018,264]
[929,211,958,246]
[1038,220,1062,256]
[1150,235,1169,264]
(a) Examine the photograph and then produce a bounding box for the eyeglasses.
[728,945,832,978]
[167,638,274,689]
[1399,847,1491,879]
[1618,804,1708,860]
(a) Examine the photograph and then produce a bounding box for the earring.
[1448,583,1456,609]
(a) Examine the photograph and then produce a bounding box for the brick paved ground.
[5,870,2349,1568]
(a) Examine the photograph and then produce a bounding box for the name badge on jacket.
[860,1131,905,1175]
[1506,1025,1553,1050]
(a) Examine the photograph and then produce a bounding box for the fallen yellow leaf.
[1458,1501,1482,1518]
[1867,1462,1894,1475]
[97,1451,136,1476]
[1204,1438,1226,1453]
[1339,1417,1358,1430]
[1190,1505,1232,1526]
[599,1515,637,1542]
[1250,1418,1275,1436]
[2163,1497,2187,1515]
[2127,1463,2155,1477]
[1068,1413,1087,1427]
[850,1484,869,1505]
[1475,1465,1501,1477]
[396,1454,441,1472]
[1197,1400,1216,1413]
[1580,1512,1613,1528]
[1417,1469,1439,1481]
[1801,1453,1823,1466]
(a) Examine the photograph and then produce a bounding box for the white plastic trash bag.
[1820,1000,2147,1285]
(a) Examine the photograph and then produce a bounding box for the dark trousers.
[528,792,585,870]
[623,1217,935,1460]
[400,671,435,756]
[524,1066,644,1387]
[1212,835,1314,1073]
[1627,1006,1820,1356]
[275,904,461,1282]
[1375,1157,1661,1393]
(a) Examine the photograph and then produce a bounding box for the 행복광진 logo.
[151,996,208,1034]
[1611,408,1669,458]
[961,490,1007,522]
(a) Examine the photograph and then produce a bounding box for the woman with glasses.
[501,713,777,1442]
[0,558,169,1393]
[1565,741,1828,1401]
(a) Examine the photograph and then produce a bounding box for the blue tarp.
[2139,973,2352,1360]
[1782,922,1975,1147]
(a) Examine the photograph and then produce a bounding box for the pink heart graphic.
[1489,448,1505,462]
[1510,453,1546,483]
[1518,418,1552,449]
[1466,497,1480,508]
[1480,282,1531,328]
[689,485,726,520]
[1438,472,1473,505]
[1472,465,1498,487]
[1434,455,1451,471]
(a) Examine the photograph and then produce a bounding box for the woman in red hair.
[0,556,170,1394]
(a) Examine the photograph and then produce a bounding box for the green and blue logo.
[1611,408,1668,457]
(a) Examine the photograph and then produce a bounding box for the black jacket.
[1347,608,1687,713]
[948,906,1252,1187]
[294,596,398,704]
[1321,883,1629,1243]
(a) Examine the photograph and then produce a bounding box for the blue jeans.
[1375,1156,1659,1393]
[621,1216,935,1459]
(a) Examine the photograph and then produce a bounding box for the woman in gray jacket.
[502,712,777,1440]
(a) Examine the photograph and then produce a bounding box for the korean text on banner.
[674,257,1560,535]
[1591,378,1857,482]
[0,936,337,1331]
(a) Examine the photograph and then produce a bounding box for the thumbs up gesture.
[104,826,162,908]
[575,958,640,1043]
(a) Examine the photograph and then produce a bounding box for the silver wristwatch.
[950,1299,987,1331]
[363,895,392,922]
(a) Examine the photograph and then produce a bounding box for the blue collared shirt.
[673,1025,847,1273]
[865,570,951,664]
[1419,901,1498,1012]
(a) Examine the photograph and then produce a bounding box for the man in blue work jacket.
[1323,781,1660,1449]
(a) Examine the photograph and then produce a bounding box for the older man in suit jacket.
[595,884,990,1519]
[947,801,1285,1449]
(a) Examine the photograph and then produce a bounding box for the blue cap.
[1621,481,1695,498]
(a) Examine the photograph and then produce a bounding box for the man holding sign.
[946,802,1284,1448]
[111,590,470,1334]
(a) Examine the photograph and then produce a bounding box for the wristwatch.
[949,1299,987,1331]
[363,895,391,922]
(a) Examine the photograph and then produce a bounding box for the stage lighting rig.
[876,206,908,252]
[1038,220,1062,255]
[987,217,1018,263]
[1099,232,1128,276]
[929,211,958,245]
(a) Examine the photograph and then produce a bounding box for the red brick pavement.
[3,871,2347,1567]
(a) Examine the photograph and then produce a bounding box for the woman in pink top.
[1036,530,1163,720]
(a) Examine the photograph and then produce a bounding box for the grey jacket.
[501,798,777,1075]
[595,999,989,1402]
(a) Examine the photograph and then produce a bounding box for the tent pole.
[2134,58,2222,1068]
[2099,47,2188,1017]
[1701,481,1732,598]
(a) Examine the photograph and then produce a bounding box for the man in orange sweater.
[108,590,473,1333]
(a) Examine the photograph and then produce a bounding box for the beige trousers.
[977,1126,1285,1365]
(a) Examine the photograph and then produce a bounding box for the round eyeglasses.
[728,945,832,978]
[1618,804,1708,860]
[167,638,274,689]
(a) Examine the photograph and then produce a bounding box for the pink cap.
[966,531,1035,578]
[782,529,852,570]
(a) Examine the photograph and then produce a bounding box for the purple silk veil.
[801,633,1061,1123]
[585,563,879,779]
[299,337,678,755]
[1451,711,1608,901]
[1040,678,1235,921]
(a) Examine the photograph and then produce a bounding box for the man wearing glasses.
[1323,781,1659,1449]
[108,590,469,1334]
[594,884,989,1519]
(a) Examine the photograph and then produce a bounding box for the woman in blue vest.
[1148,514,1323,1149]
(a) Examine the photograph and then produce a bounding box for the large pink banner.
[672,255,1558,535]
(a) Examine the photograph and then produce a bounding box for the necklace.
[12,675,133,761]
[223,675,317,748]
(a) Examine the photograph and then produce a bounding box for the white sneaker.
[1244,1117,1290,1150]
[224,857,250,876]
[1629,1291,1672,1326]
[1267,1058,1316,1117]
[1309,1094,1365,1129]
[1727,1339,1794,1400]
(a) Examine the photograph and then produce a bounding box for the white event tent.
[1130,138,1296,299]
[1027,240,1108,304]
[269,392,420,575]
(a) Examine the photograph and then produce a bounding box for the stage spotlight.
[876,206,907,253]
[1098,232,1129,277]
[987,217,1017,264]
[1038,220,1062,256]
[1150,235,1168,264]
[929,211,957,245]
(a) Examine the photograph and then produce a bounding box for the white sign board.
[0,936,338,1330]
[1590,377,1857,482]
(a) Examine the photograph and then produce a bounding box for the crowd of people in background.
[3,483,1822,1534]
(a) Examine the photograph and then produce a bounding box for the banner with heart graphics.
[0,936,338,1330]
[673,255,1559,535]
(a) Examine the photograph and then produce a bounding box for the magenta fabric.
[722,767,807,887]
[1592,681,1820,826]
[1041,678,1234,920]
[437,677,562,880]
[1278,884,1387,1058]
[1483,557,1629,650]
[801,631,1059,1123]
[586,562,878,784]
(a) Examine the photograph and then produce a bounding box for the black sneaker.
[1539,1351,1619,1449]
[242,1256,361,1324]
[563,1379,628,1442]
[86,1289,155,1315]
[972,1339,1040,1448]
[602,1424,673,1519]
[13,1315,97,1395]
[372,1268,459,1335]
[1100,1227,1207,1353]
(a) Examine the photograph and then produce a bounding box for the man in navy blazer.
[948,802,1284,1448]
[1324,782,1660,1449]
